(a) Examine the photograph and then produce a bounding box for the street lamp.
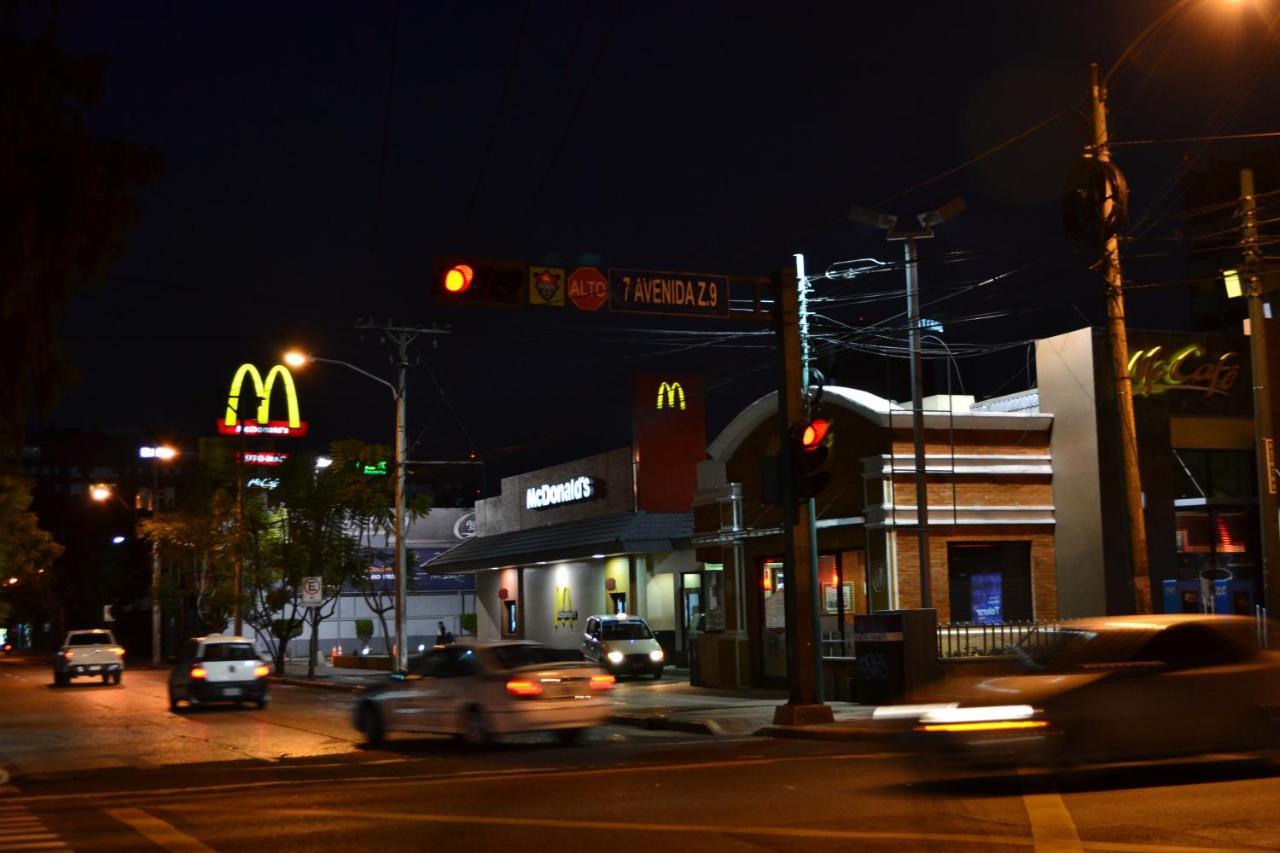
[139,445,179,663]
[284,349,410,672]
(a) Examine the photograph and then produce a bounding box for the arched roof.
[707,386,1051,462]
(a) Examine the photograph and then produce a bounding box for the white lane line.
[1019,768,1083,853]
[0,843,66,852]
[105,808,213,853]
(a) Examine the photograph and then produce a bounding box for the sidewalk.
[274,660,892,741]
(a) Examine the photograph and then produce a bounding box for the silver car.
[882,614,1280,767]
[355,641,615,746]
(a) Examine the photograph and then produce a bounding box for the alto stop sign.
[568,267,609,311]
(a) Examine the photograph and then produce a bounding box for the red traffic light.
[800,418,831,450]
[443,264,474,294]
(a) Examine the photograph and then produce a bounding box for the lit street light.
[111,536,126,545]
[139,445,179,664]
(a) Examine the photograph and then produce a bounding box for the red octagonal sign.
[568,266,609,311]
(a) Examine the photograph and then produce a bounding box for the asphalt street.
[4,657,1280,852]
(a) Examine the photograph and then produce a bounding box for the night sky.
[22,0,1280,486]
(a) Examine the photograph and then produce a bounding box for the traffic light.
[433,256,527,306]
[792,416,834,500]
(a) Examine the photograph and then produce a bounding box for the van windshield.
[601,621,653,641]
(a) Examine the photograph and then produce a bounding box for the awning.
[423,511,692,574]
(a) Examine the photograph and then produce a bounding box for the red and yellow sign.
[217,363,307,437]
[529,266,565,307]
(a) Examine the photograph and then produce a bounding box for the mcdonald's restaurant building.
[425,375,706,663]
[692,385,1057,689]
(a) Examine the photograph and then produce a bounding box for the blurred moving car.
[355,641,615,746]
[168,635,270,710]
[878,614,1280,767]
[53,629,124,686]
[580,614,665,679]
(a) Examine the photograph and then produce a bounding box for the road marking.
[1019,767,1083,853]
[105,808,213,853]
[0,804,67,851]
[253,807,1258,852]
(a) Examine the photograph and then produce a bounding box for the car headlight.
[915,704,1047,733]
[607,650,624,664]
[649,649,664,663]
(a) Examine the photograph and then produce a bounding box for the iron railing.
[937,619,1062,659]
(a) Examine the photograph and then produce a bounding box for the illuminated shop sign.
[239,452,288,466]
[357,460,389,476]
[554,586,578,626]
[525,476,596,510]
[656,381,686,411]
[217,364,308,437]
[246,477,279,490]
[1128,345,1240,398]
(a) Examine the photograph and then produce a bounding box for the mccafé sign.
[218,363,308,436]
[526,475,596,510]
[1128,344,1241,398]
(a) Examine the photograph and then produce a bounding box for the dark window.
[409,650,447,677]
[67,632,113,646]
[1172,449,1256,499]
[490,644,580,669]
[436,647,478,678]
[1137,624,1249,670]
[201,643,258,661]
[601,620,653,640]
[946,542,1033,623]
[503,600,519,636]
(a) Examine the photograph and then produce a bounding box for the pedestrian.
[436,621,449,646]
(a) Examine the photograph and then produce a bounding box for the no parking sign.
[301,576,323,607]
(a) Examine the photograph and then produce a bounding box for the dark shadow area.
[901,755,1280,798]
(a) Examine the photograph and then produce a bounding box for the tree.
[0,23,161,449]
[0,474,64,634]
[328,440,430,657]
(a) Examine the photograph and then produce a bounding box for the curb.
[753,724,897,743]
[270,676,367,694]
[607,714,719,736]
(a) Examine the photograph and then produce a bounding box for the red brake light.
[190,665,207,679]
[801,418,830,448]
[505,679,543,697]
[111,646,125,656]
[254,664,269,678]
[589,674,616,691]
[63,650,74,659]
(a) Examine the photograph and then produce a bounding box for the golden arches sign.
[554,586,578,627]
[217,363,307,436]
[656,381,686,411]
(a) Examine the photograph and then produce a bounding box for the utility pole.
[354,321,449,673]
[1090,61,1151,613]
[772,266,833,726]
[1239,168,1280,621]
[151,464,162,664]
[234,432,245,636]
[898,235,931,607]
[796,254,825,700]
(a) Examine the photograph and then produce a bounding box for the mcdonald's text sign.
[217,363,308,437]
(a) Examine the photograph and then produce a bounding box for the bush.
[460,613,477,636]
[354,618,373,645]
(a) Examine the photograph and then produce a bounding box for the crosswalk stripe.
[0,803,71,852]
[0,843,66,851]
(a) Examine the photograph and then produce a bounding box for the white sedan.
[355,641,616,746]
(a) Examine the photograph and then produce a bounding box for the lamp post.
[285,349,409,672]
[138,445,178,663]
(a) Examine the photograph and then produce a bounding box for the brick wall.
[892,526,1058,623]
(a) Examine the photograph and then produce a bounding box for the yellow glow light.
[283,351,308,368]
[90,484,112,502]
[917,720,1049,733]
[224,363,301,429]
[154,445,178,461]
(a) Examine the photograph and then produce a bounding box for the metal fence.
[820,633,855,658]
[937,619,1062,659]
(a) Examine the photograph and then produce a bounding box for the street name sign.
[608,269,730,317]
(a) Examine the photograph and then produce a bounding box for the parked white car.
[355,641,616,746]
[53,629,125,686]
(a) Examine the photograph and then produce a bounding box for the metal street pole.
[151,463,161,664]
[903,236,931,608]
[796,254,825,702]
[1239,168,1280,622]
[393,335,409,673]
[1090,61,1151,613]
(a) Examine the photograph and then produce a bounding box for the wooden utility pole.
[1239,169,1280,622]
[772,267,833,725]
[1090,62,1151,613]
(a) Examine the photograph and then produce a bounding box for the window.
[201,643,258,661]
[947,542,1033,623]
[1175,509,1257,575]
[67,632,113,646]
[601,620,653,640]
[1173,449,1256,499]
[490,644,578,669]
[503,600,519,636]
[1137,624,1249,670]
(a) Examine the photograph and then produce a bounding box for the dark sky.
[24,0,1280,485]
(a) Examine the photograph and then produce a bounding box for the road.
[3,658,1280,852]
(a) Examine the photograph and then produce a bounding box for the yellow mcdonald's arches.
[554,586,577,626]
[224,363,302,428]
[656,381,686,411]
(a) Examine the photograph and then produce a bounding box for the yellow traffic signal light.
[443,263,474,294]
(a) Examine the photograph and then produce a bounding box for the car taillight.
[190,665,207,679]
[589,674,616,691]
[111,647,125,656]
[505,679,543,697]
[63,650,74,659]
[254,664,269,678]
